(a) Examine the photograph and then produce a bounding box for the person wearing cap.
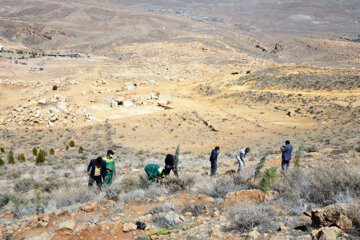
[87,156,107,188]
[144,164,164,182]
[103,150,116,186]
[236,147,250,173]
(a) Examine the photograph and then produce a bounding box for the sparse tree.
[254,152,268,178]
[261,167,277,194]
[0,147,4,153]
[69,140,75,147]
[78,146,84,154]
[174,144,180,174]
[49,148,55,155]
[32,147,38,156]
[66,145,69,151]
[0,158,4,166]
[295,143,304,168]
[17,153,26,162]
[7,150,15,164]
[35,150,47,165]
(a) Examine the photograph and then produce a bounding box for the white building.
[0,45,3,51]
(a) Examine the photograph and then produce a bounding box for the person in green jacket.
[144,164,164,182]
[103,150,116,186]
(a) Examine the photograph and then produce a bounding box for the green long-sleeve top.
[103,156,116,173]
[145,164,163,182]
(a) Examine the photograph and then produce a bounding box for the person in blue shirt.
[280,140,293,171]
[209,146,220,176]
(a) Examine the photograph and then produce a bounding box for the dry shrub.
[50,185,99,208]
[162,177,186,194]
[120,189,145,202]
[273,164,360,206]
[149,202,175,215]
[152,214,180,228]
[120,175,140,193]
[194,175,252,198]
[182,202,207,217]
[227,204,275,233]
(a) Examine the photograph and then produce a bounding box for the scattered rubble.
[0,94,95,127]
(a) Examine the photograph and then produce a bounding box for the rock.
[278,225,289,232]
[80,202,100,212]
[157,196,165,202]
[336,215,352,230]
[103,200,116,206]
[56,219,76,231]
[205,196,215,203]
[123,100,134,107]
[38,99,47,105]
[224,189,265,208]
[312,227,342,240]
[184,212,193,217]
[247,230,261,239]
[264,191,279,201]
[198,194,208,202]
[311,204,353,230]
[38,214,49,227]
[125,82,135,90]
[123,223,138,232]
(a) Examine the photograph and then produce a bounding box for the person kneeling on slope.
[145,164,165,182]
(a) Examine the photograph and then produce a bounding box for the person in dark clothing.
[87,156,107,188]
[280,140,293,171]
[209,146,220,176]
[163,154,178,177]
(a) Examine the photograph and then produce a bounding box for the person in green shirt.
[144,164,164,182]
[103,150,116,186]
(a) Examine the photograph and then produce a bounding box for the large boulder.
[56,219,76,231]
[311,204,353,230]
[224,189,278,209]
[311,226,342,240]
[122,223,137,232]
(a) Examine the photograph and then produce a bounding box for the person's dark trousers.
[281,160,290,170]
[210,160,217,176]
[88,176,102,188]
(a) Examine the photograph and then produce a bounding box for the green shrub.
[0,147,4,153]
[0,158,4,166]
[0,195,19,210]
[7,150,15,164]
[66,145,69,151]
[254,152,268,178]
[69,140,75,147]
[17,153,26,162]
[32,147,38,156]
[49,148,55,155]
[35,150,47,165]
[78,146,84,154]
[261,168,277,194]
[294,143,304,168]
